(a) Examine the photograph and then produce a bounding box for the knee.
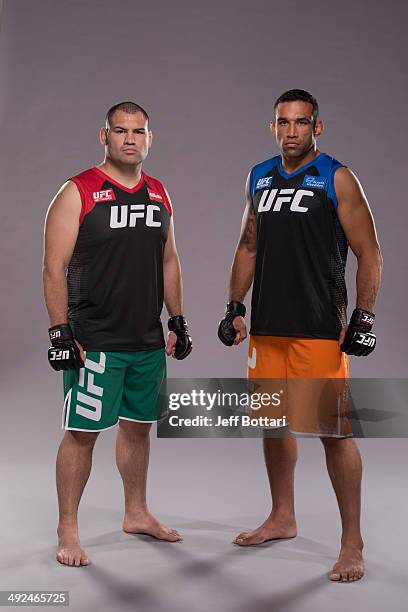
[263,434,296,448]
[119,420,152,438]
[320,436,355,452]
[66,430,99,447]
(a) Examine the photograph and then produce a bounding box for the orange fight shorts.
[247,335,352,438]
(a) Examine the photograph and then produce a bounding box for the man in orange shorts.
[218,89,382,582]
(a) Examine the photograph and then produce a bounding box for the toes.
[159,526,181,541]
[234,537,250,546]
[236,533,263,545]
[330,566,364,582]
[57,546,89,567]
[236,532,248,540]
[166,533,178,540]
[154,526,182,541]
[57,550,68,565]
[233,533,248,544]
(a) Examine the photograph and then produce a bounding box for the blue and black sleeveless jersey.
[249,152,348,340]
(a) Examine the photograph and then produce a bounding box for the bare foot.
[123,511,182,542]
[233,515,297,546]
[329,543,364,582]
[57,527,89,566]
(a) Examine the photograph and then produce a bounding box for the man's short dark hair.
[105,101,149,128]
[273,89,319,124]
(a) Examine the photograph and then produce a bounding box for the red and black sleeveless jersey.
[67,167,172,351]
[249,153,348,340]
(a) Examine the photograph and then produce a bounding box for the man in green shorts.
[43,101,192,566]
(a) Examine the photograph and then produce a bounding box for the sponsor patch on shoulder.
[147,189,163,202]
[255,176,273,190]
[93,188,116,202]
[302,175,326,189]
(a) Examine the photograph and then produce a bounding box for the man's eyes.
[114,129,145,134]
[278,120,309,126]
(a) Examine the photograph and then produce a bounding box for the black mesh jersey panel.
[66,167,171,351]
[249,153,348,340]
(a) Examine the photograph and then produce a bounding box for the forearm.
[229,248,257,302]
[355,248,383,312]
[43,266,69,326]
[164,255,183,316]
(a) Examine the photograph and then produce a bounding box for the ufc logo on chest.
[258,188,314,213]
[109,204,161,228]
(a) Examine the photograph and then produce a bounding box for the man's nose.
[124,131,136,143]
[287,122,298,137]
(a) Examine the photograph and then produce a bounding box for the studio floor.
[1,431,406,612]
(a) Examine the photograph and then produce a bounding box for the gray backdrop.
[0,1,407,611]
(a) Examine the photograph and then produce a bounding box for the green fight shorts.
[62,348,166,431]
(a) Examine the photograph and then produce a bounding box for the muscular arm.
[229,173,257,301]
[43,181,82,326]
[335,167,383,313]
[163,215,183,317]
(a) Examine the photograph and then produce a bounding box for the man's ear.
[314,118,324,137]
[100,127,108,145]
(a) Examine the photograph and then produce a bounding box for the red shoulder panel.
[68,168,106,224]
[144,174,173,216]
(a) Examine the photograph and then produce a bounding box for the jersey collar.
[277,152,323,179]
[93,167,146,193]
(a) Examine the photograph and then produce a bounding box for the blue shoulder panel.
[249,156,279,202]
[315,153,344,209]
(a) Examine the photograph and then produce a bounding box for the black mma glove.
[48,324,84,371]
[340,308,376,356]
[218,301,246,346]
[168,315,192,360]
